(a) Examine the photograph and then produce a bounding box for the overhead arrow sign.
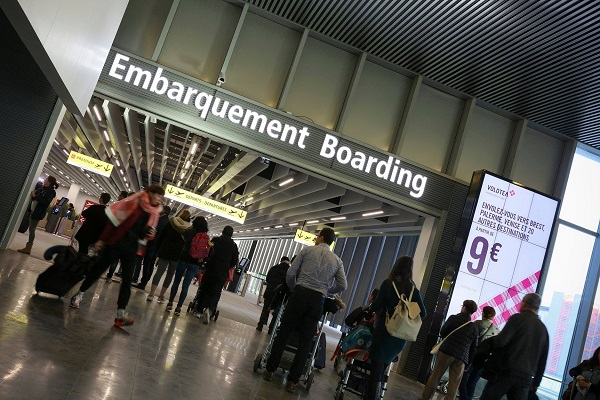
[293,229,335,249]
[66,151,114,177]
[164,184,247,224]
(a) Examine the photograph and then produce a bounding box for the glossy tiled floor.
[2,231,427,399]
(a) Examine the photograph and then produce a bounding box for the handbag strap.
[391,281,414,302]
[442,320,471,340]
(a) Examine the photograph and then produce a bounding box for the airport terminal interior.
[3,1,600,400]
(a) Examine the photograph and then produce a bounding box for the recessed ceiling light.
[103,130,110,141]
[279,178,294,187]
[275,225,283,228]
[62,149,69,156]
[362,210,384,217]
[331,216,346,221]
[180,172,185,179]
[93,105,102,121]
[289,223,298,226]
[110,147,116,156]
[307,220,319,224]
[246,197,254,202]
[115,159,120,167]
[54,139,59,145]
[254,228,260,231]
[263,227,271,230]
[185,161,190,169]
[190,143,198,154]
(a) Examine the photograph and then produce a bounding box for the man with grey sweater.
[480,293,549,400]
[263,227,347,393]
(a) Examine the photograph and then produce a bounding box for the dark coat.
[439,312,479,365]
[203,235,239,282]
[264,262,290,300]
[156,220,185,260]
[369,278,427,364]
[31,186,56,220]
[75,204,108,244]
[492,310,549,387]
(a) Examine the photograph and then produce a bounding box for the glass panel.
[580,268,600,361]
[537,224,596,399]
[560,149,600,231]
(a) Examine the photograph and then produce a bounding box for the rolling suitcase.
[314,331,327,369]
[35,245,95,297]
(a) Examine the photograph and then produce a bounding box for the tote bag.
[385,282,422,341]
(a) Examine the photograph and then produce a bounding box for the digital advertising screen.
[447,171,560,328]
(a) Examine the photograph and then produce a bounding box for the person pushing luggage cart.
[261,227,347,393]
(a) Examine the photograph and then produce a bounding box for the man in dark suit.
[256,256,290,332]
[75,193,111,255]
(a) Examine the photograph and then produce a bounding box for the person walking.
[133,205,171,289]
[105,191,129,281]
[166,216,210,316]
[480,293,549,400]
[458,306,500,400]
[365,256,427,400]
[256,256,290,332]
[69,185,164,327]
[194,225,239,323]
[422,299,479,400]
[263,227,347,393]
[74,193,111,255]
[147,209,191,302]
[18,176,59,255]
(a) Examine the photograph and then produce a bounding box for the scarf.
[105,191,162,239]
[169,216,191,234]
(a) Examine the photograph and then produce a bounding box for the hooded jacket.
[156,216,191,261]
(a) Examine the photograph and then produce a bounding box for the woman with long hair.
[147,209,192,302]
[365,256,427,400]
[70,185,164,327]
[166,216,209,316]
[18,176,59,254]
[566,347,600,400]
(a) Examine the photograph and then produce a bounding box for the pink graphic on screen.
[472,270,540,326]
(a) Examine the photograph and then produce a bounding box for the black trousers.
[266,286,324,383]
[80,245,136,309]
[133,241,157,286]
[77,239,92,255]
[198,275,226,313]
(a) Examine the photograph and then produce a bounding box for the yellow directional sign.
[164,184,247,224]
[66,151,114,177]
[294,229,317,246]
[293,229,335,249]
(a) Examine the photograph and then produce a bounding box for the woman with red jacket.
[70,185,164,327]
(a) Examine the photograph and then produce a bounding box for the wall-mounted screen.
[447,171,559,328]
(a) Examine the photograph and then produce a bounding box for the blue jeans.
[459,364,484,400]
[168,261,199,309]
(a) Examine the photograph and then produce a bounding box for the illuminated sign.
[293,229,334,250]
[447,171,559,328]
[66,151,113,177]
[107,53,428,199]
[164,184,247,224]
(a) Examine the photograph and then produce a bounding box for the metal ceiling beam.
[183,137,211,187]
[144,115,156,186]
[159,123,172,186]
[195,145,229,191]
[124,108,144,188]
[103,100,138,192]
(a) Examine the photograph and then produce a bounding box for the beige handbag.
[430,321,471,355]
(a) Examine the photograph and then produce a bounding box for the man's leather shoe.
[263,370,272,381]
[285,381,297,393]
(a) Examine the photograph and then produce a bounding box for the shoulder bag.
[430,320,471,355]
[385,282,423,341]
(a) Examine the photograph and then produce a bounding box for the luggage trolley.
[253,296,342,391]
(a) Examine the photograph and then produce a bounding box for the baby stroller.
[333,309,395,399]
[186,269,220,321]
[253,296,343,391]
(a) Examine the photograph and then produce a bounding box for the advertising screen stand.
[418,170,560,380]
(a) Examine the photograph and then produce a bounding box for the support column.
[66,183,81,206]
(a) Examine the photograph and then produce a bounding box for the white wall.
[2,0,129,115]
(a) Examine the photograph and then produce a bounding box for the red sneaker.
[114,317,135,327]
